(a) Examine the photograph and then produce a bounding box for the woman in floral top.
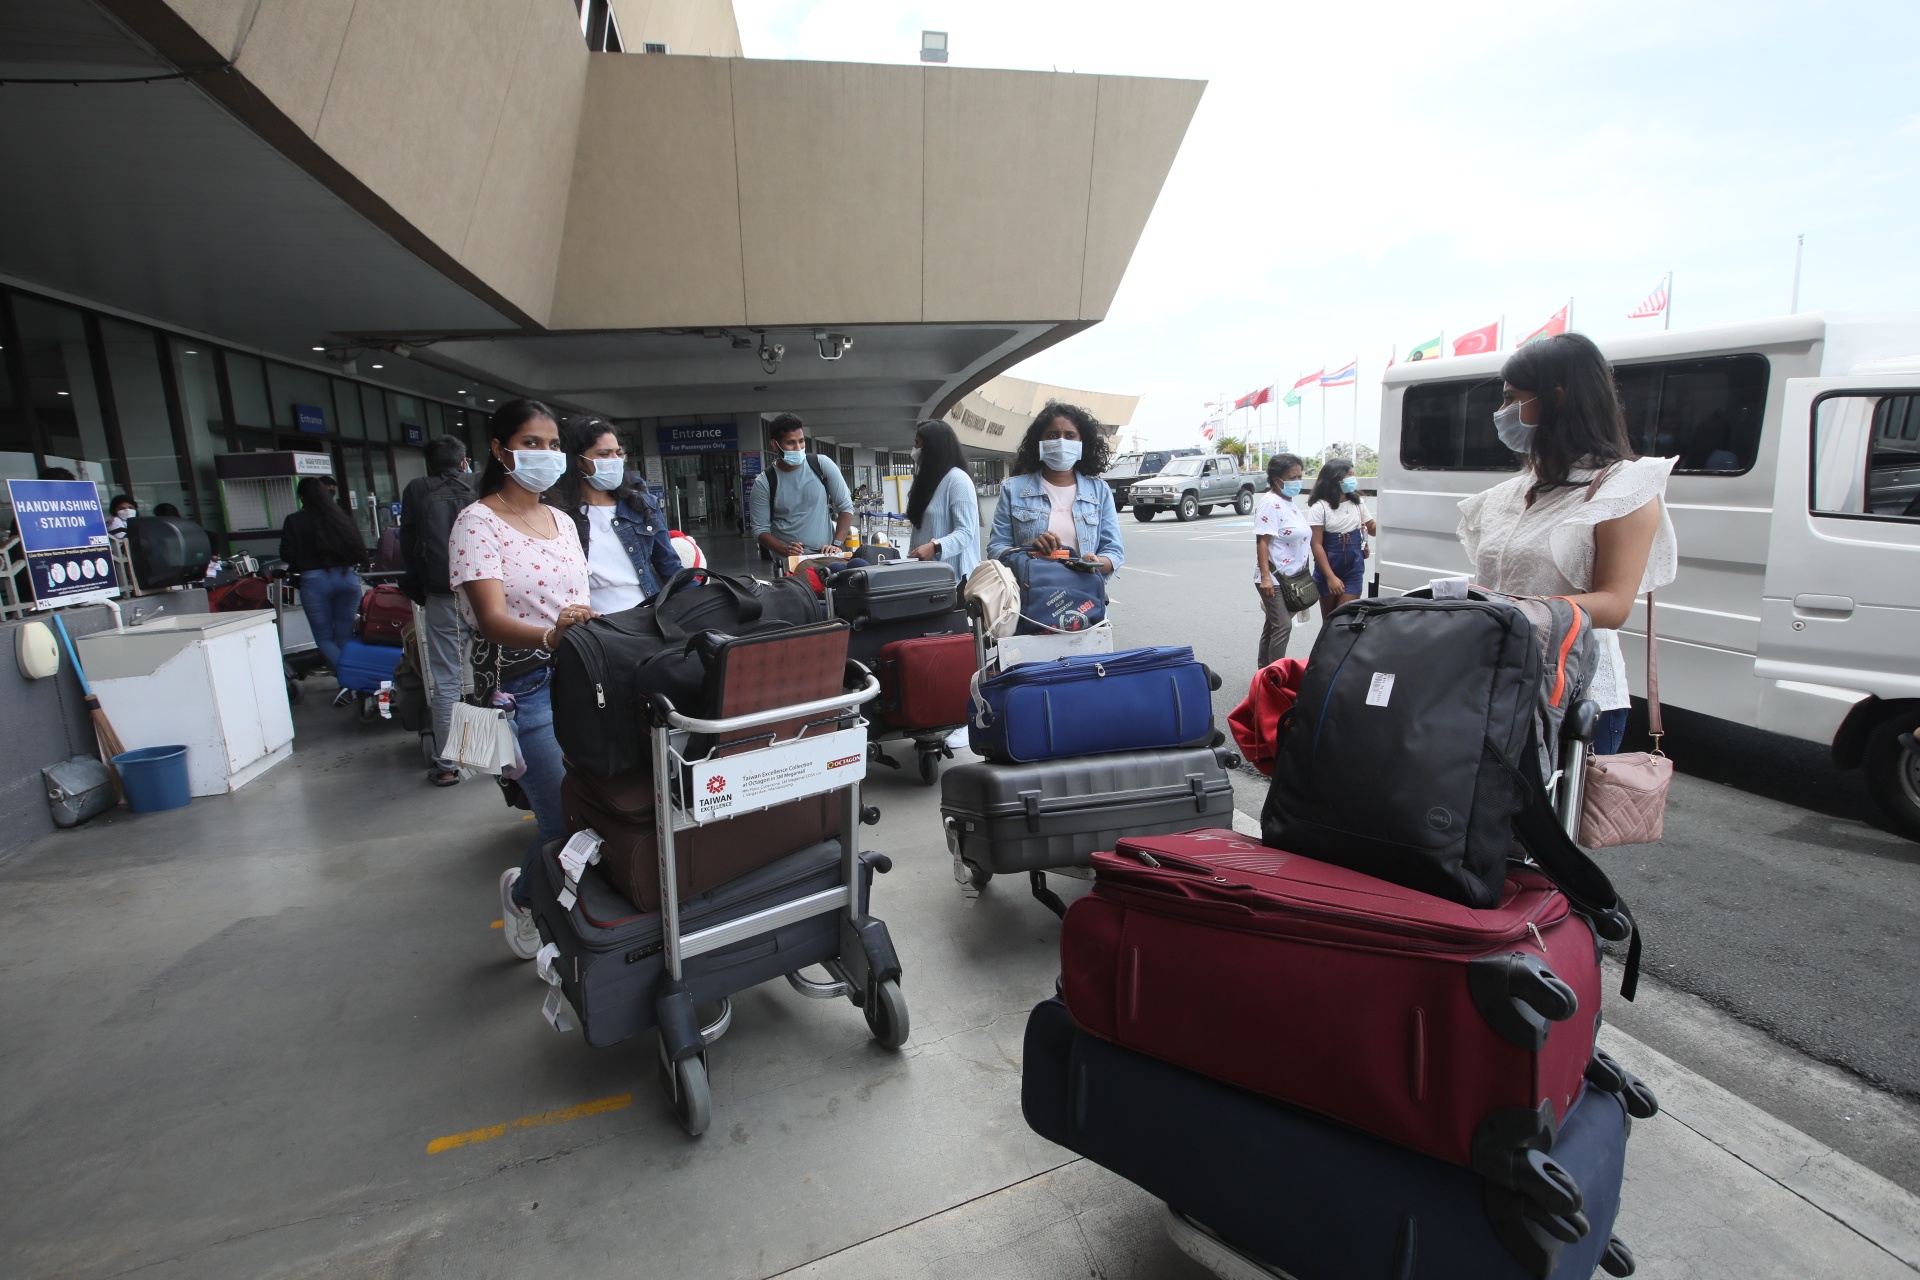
[449,398,593,960]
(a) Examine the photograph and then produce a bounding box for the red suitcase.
[1061,829,1601,1186]
[357,583,411,646]
[878,632,973,729]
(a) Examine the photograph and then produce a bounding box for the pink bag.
[1578,590,1672,847]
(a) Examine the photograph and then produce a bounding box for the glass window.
[0,307,33,485]
[340,443,376,544]
[267,362,333,434]
[361,385,389,442]
[369,445,397,532]
[1615,355,1768,475]
[332,378,364,438]
[1399,378,1515,471]
[390,393,422,448]
[100,319,194,521]
[1812,393,1920,521]
[11,296,113,495]
[224,352,271,427]
[170,339,227,530]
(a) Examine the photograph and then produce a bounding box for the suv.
[1105,448,1201,510]
[1129,454,1255,522]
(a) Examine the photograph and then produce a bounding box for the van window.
[1615,355,1768,475]
[1399,378,1513,471]
[1811,392,1920,520]
[1398,354,1769,473]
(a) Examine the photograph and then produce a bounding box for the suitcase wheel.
[1601,1235,1637,1277]
[864,978,909,1050]
[917,749,940,784]
[658,1045,712,1137]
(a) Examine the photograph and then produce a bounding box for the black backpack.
[402,472,475,596]
[1261,590,1641,995]
[758,455,829,559]
[551,568,824,777]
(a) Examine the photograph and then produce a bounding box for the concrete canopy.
[1,0,1201,453]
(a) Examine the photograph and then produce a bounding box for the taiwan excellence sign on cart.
[5,479,120,608]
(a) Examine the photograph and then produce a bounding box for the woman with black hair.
[985,400,1124,573]
[1306,457,1377,620]
[905,419,979,579]
[1458,332,1678,756]
[278,476,367,686]
[554,415,682,615]
[447,398,593,961]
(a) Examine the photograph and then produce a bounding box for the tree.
[1214,435,1247,461]
[1309,443,1378,477]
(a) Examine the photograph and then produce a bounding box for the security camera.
[759,339,785,375]
[813,331,852,361]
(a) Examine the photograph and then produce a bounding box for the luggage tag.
[1430,575,1471,600]
[534,943,576,1032]
[556,830,604,911]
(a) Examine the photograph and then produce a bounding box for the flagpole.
[1665,271,1673,330]
[1567,296,1574,333]
[1499,315,1506,351]
[1351,355,1358,462]
[1790,237,1804,313]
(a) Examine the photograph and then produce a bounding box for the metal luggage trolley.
[642,667,906,1135]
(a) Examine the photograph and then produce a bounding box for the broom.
[52,614,126,800]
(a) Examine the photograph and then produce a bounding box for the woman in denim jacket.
[987,401,1125,574]
[555,415,683,614]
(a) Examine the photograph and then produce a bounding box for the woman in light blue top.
[986,401,1125,574]
[905,419,981,579]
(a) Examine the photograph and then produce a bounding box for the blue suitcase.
[335,638,403,694]
[968,646,1218,763]
[1021,998,1638,1280]
[1011,556,1109,634]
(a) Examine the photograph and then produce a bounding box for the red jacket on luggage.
[1228,658,1305,776]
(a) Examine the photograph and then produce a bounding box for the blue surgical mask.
[1493,401,1536,454]
[1280,480,1303,498]
[1038,438,1082,471]
[1340,477,1359,494]
[507,449,565,494]
[782,449,808,467]
[584,457,625,491]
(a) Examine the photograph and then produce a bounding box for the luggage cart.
[642,669,905,1135]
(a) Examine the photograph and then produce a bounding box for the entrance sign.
[687,725,866,823]
[294,403,327,434]
[657,423,739,455]
[5,479,121,608]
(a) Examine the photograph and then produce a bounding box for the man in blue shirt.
[749,414,855,556]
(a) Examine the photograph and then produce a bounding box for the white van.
[1374,314,1920,838]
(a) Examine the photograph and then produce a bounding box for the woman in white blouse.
[1306,457,1377,620]
[1457,333,1677,756]
[1253,453,1312,668]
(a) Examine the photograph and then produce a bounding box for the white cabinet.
[79,611,295,796]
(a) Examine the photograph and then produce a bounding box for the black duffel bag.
[553,568,823,776]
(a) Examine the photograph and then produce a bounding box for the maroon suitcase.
[561,766,842,912]
[878,632,973,729]
[357,583,411,646]
[1061,829,1601,1185]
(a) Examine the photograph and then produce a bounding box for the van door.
[1756,376,1920,745]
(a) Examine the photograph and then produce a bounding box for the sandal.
[428,767,461,787]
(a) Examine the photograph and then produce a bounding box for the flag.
[1291,370,1324,390]
[1407,334,1442,361]
[1628,278,1668,320]
[1320,360,1357,387]
[1453,321,1500,356]
[1516,304,1570,347]
[1235,385,1274,411]
[1200,420,1216,441]
[1282,388,1301,407]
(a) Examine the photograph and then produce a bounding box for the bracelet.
[541,626,555,650]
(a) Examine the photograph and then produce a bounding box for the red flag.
[1452,321,1500,356]
[1291,370,1324,390]
[1517,304,1570,347]
[1235,385,1274,411]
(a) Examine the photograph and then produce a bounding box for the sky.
[734,1,1920,456]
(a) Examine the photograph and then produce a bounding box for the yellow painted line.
[427,1093,632,1154]
[489,919,504,929]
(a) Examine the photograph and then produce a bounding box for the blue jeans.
[299,566,362,671]
[1593,708,1629,756]
[505,666,567,907]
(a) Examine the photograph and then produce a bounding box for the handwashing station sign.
[5,479,121,608]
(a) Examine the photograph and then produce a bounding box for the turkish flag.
[1452,321,1500,356]
[1292,370,1324,390]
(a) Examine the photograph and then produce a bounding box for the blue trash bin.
[113,745,192,814]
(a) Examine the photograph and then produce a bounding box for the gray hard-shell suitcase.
[528,834,882,1049]
[829,561,959,626]
[43,756,116,828]
[940,746,1240,902]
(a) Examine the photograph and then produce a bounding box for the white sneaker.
[499,869,541,960]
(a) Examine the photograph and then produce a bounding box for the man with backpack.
[399,434,476,787]
[749,413,855,559]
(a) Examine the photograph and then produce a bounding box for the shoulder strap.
[1583,462,1618,501]
[1644,591,1663,749]
[808,454,826,484]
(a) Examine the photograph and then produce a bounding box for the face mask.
[584,457,625,491]
[115,509,135,520]
[1493,400,1536,454]
[1340,477,1359,494]
[1280,480,1303,498]
[782,449,808,467]
[506,449,565,494]
[1038,438,1082,471]
[911,447,923,469]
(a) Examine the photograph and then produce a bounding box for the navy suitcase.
[845,603,971,672]
[1022,998,1637,1280]
[968,646,1218,764]
[335,638,403,694]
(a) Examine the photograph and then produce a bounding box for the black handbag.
[1277,567,1319,614]
[551,568,823,776]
